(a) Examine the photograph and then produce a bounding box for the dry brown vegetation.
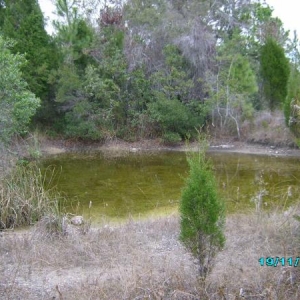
[242,110,296,147]
[1,206,300,300]
[209,207,300,299]
[209,110,296,148]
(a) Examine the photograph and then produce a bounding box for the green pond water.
[41,151,300,223]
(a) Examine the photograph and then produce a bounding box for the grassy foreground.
[1,207,300,299]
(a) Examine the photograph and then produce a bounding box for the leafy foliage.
[148,44,206,141]
[148,97,197,139]
[180,139,225,278]
[0,0,58,123]
[0,0,294,141]
[0,35,40,141]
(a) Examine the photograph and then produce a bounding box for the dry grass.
[209,109,296,147]
[0,133,66,230]
[0,215,199,299]
[208,207,300,299]
[0,163,63,229]
[1,207,300,299]
[243,110,296,147]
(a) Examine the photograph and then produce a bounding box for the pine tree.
[180,140,225,279]
[260,38,290,110]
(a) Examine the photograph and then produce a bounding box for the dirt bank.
[40,137,300,158]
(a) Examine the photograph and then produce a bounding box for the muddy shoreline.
[40,137,300,157]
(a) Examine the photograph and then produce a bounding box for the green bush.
[284,67,300,136]
[64,100,112,140]
[162,132,182,144]
[65,116,103,141]
[0,35,40,142]
[179,140,225,278]
[148,96,199,138]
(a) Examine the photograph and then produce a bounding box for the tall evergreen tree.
[260,38,290,110]
[180,139,225,279]
[0,0,59,123]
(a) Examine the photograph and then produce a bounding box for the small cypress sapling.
[179,139,225,279]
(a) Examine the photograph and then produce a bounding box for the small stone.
[70,216,84,226]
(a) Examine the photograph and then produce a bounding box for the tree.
[284,33,300,136]
[260,37,290,110]
[53,0,93,68]
[179,139,225,279]
[0,0,4,28]
[59,4,127,140]
[0,35,40,142]
[51,0,95,134]
[207,31,257,139]
[148,44,207,142]
[0,0,59,123]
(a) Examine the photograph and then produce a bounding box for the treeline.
[1,0,300,143]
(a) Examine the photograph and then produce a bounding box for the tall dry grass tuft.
[0,162,63,230]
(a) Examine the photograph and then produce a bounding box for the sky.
[38,0,300,37]
[266,0,300,37]
[38,0,56,34]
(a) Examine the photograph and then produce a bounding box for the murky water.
[41,151,300,223]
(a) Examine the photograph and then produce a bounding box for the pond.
[41,150,300,224]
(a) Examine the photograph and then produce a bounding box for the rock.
[220,144,234,149]
[70,216,84,226]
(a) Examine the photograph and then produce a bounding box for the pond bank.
[40,137,300,157]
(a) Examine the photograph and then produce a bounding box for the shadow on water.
[41,151,300,223]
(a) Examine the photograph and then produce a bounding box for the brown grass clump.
[1,208,300,299]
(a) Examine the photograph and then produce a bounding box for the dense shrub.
[148,96,200,139]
